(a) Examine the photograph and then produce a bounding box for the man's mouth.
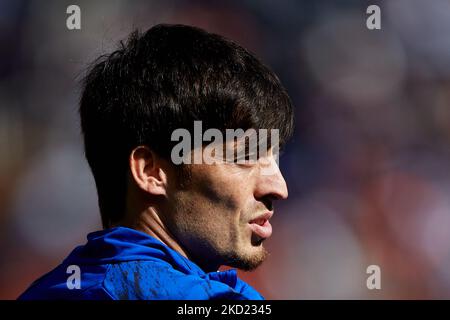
[248,212,273,239]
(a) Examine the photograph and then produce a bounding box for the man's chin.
[226,246,269,271]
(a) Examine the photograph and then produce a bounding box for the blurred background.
[1,0,450,299]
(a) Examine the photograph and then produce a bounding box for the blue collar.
[63,226,239,288]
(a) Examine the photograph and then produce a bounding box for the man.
[18,24,294,300]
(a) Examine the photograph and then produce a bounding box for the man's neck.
[121,207,191,260]
[119,206,222,273]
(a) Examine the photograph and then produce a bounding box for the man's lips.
[248,212,273,239]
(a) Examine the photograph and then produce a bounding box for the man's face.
[163,148,288,272]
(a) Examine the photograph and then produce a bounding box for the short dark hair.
[79,24,294,228]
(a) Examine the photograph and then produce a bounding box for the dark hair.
[79,24,294,228]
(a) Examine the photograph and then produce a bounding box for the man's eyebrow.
[230,134,283,161]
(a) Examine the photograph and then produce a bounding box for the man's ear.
[129,146,168,196]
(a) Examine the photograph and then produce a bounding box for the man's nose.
[254,156,288,201]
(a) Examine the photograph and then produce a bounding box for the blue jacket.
[18,227,264,300]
